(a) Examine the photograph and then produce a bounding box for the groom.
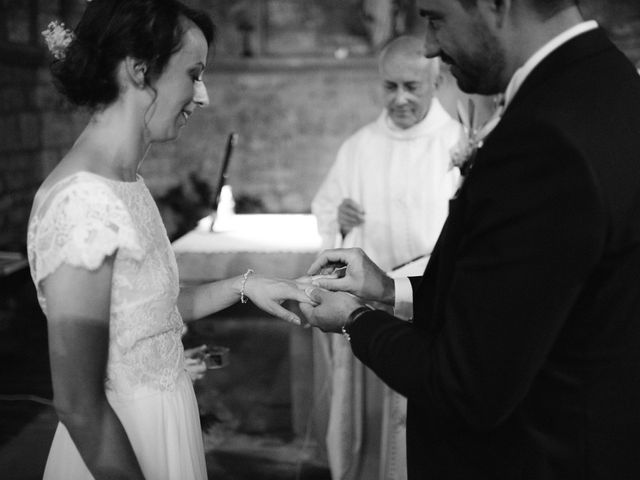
[300,0,640,478]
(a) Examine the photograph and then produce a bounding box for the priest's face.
[380,54,435,129]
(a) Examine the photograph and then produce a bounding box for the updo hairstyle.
[50,0,215,109]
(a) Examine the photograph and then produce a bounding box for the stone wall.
[140,60,381,213]
[0,0,88,250]
[2,0,640,248]
[0,64,39,250]
[0,63,89,249]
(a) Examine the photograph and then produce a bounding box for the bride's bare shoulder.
[39,144,105,191]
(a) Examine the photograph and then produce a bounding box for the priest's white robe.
[311,98,462,480]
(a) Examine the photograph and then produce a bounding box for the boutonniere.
[450,95,505,177]
[450,98,483,176]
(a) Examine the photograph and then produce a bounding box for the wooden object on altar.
[209,132,238,232]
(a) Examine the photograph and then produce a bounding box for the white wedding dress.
[27,171,207,479]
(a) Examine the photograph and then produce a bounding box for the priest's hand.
[300,287,364,333]
[338,198,365,236]
[306,248,395,305]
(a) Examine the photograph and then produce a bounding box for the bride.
[29,1,312,478]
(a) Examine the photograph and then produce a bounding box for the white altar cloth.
[172,214,323,282]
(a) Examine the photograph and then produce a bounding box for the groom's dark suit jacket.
[349,28,640,479]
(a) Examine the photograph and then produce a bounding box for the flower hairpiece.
[42,21,75,60]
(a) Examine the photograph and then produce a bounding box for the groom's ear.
[477,0,511,29]
[124,57,148,89]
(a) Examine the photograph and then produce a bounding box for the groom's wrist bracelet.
[342,306,373,342]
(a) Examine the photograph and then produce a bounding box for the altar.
[172,213,323,436]
[172,213,322,282]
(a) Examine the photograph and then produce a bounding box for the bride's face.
[145,21,210,142]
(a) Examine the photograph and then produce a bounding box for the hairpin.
[41,21,75,60]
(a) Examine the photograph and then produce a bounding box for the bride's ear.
[123,57,148,89]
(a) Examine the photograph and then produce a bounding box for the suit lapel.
[505,28,614,116]
[413,193,469,332]
[412,28,616,334]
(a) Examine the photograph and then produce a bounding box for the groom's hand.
[300,287,364,333]
[306,248,395,305]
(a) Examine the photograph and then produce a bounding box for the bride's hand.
[243,275,317,325]
[183,345,207,382]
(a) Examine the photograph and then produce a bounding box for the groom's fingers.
[299,301,314,320]
[304,286,323,304]
[295,275,313,285]
[307,249,350,275]
[287,286,318,305]
[311,276,350,292]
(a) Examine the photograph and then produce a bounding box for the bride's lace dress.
[27,171,207,479]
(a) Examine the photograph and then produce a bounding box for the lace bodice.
[27,172,185,396]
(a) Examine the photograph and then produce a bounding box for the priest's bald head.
[379,35,440,129]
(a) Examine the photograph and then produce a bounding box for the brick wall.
[2,0,640,248]
[140,60,381,214]
[0,0,88,250]
[0,67,83,250]
[0,63,40,249]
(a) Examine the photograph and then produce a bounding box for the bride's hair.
[49,0,215,109]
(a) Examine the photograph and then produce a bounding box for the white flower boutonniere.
[450,96,504,177]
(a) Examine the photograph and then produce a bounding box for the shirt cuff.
[393,277,413,321]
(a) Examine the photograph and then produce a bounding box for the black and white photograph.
[1,1,640,479]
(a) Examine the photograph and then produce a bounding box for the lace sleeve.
[31,180,144,286]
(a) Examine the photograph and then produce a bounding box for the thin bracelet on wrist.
[240,268,254,304]
[342,305,373,342]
